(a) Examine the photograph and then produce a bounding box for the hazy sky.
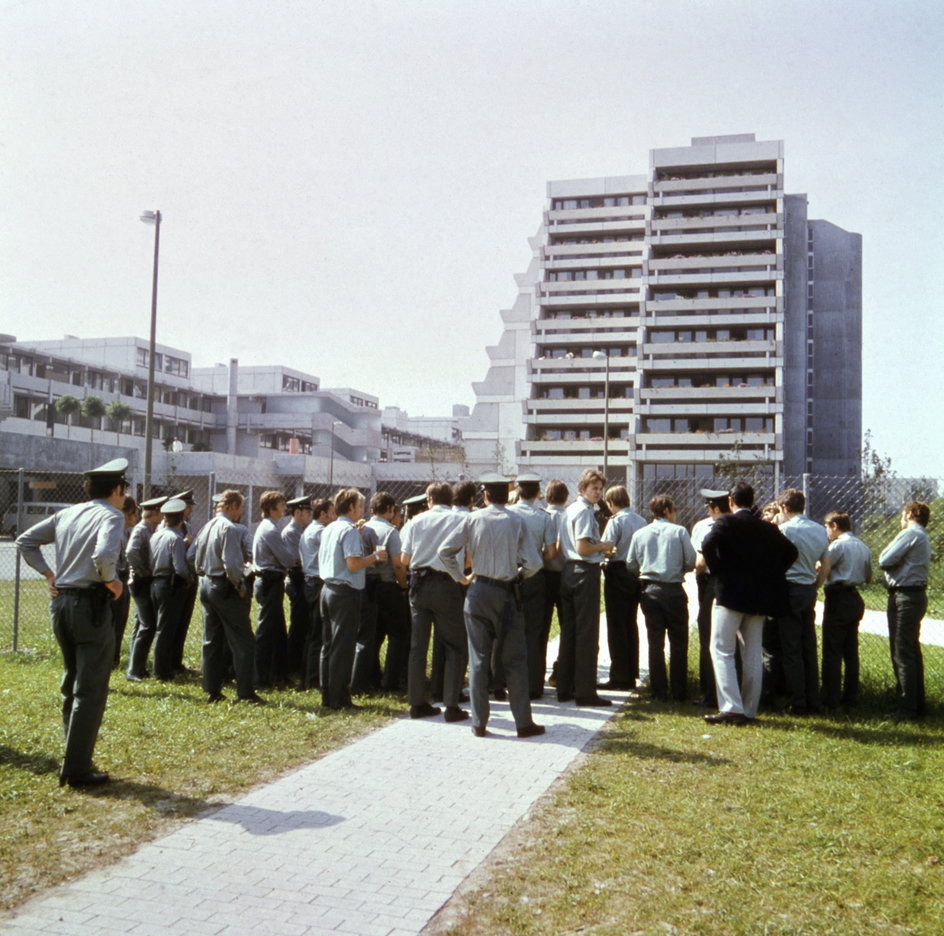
[2,0,942,475]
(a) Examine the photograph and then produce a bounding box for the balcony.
[642,339,778,357]
[640,385,777,402]
[643,354,782,372]
[653,172,781,193]
[646,295,778,314]
[534,317,642,336]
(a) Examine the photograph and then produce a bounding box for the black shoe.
[575,695,613,707]
[492,688,507,701]
[235,692,267,705]
[704,711,748,726]
[444,706,470,723]
[206,692,227,704]
[459,690,470,703]
[410,703,441,719]
[529,690,544,700]
[61,771,110,788]
[125,674,145,682]
[557,692,575,703]
[471,725,487,738]
[516,723,546,739]
[597,681,633,691]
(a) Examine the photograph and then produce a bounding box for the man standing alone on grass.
[879,501,932,721]
[16,458,128,787]
[701,482,798,725]
[820,511,872,710]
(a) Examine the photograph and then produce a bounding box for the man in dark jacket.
[700,482,798,725]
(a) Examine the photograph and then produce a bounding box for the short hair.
[605,485,630,510]
[649,494,675,519]
[824,511,851,532]
[545,479,568,505]
[122,495,138,515]
[484,483,509,505]
[163,510,185,527]
[706,495,731,513]
[427,481,453,507]
[260,490,285,518]
[761,501,780,521]
[453,480,476,508]
[577,469,606,493]
[218,489,244,510]
[730,482,756,509]
[334,487,364,516]
[778,488,805,514]
[84,476,127,501]
[904,501,931,527]
[517,481,540,500]
[312,498,333,521]
[370,491,396,515]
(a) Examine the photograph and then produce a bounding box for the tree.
[81,395,105,444]
[105,400,133,445]
[55,394,81,439]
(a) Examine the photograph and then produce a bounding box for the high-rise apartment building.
[463,134,862,487]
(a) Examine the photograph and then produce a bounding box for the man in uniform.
[440,473,545,738]
[299,498,335,689]
[557,469,615,707]
[318,488,387,710]
[169,489,198,674]
[193,489,264,705]
[252,490,296,687]
[400,482,470,722]
[542,480,569,690]
[282,495,313,683]
[125,494,165,680]
[149,497,193,681]
[509,472,558,699]
[691,488,731,707]
[775,488,830,715]
[600,485,646,692]
[820,511,872,709]
[16,458,128,787]
[880,501,932,721]
[627,495,697,702]
[112,495,139,667]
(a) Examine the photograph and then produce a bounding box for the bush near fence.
[1,467,941,709]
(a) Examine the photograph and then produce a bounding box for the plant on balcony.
[80,395,105,444]
[105,400,133,446]
[55,394,81,439]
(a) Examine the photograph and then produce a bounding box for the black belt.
[825,582,860,592]
[257,569,284,581]
[889,585,926,593]
[566,560,600,570]
[476,575,514,590]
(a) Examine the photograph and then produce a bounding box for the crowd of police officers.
[16,458,933,788]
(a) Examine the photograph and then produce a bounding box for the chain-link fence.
[3,464,942,707]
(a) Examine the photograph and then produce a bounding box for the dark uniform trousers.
[52,586,115,777]
[302,576,324,689]
[464,579,533,729]
[200,577,255,699]
[557,561,601,700]
[639,581,689,701]
[776,583,820,713]
[351,578,381,695]
[521,570,547,695]
[150,574,185,680]
[127,577,155,678]
[603,561,641,689]
[284,568,310,679]
[173,578,199,671]
[408,572,468,708]
[820,584,865,708]
[254,571,288,686]
[887,586,928,718]
[112,569,131,666]
[376,581,410,691]
[542,569,563,680]
[320,582,362,709]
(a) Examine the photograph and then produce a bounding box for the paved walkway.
[0,652,629,936]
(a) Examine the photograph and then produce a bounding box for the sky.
[2,0,942,475]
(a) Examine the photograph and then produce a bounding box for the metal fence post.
[12,467,25,651]
[802,472,810,507]
[208,471,216,522]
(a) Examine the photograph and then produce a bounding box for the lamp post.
[593,350,610,482]
[328,420,342,488]
[140,210,162,498]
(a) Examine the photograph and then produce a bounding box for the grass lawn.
[0,617,401,911]
[434,702,944,936]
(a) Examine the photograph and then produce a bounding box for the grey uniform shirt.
[363,516,402,584]
[559,496,605,564]
[627,518,697,583]
[879,524,931,587]
[126,520,155,579]
[401,504,467,576]
[439,505,541,581]
[826,532,873,587]
[509,499,556,578]
[603,508,647,562]
[320,516,366,589]
[253,518,296,573]
[150,525,191,580]
[281,520,305,570]
[781,515,830,585]
[299,521,328,579]
[194,515,247,589]
[690,516,716,554]
[16,499,124,587]
[544,504,567,573]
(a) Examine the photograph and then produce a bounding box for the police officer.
[169,489,199,674]
[125,494,166,680]
[439,473,545,738]
[149,498,193,681]
[193,489,264,704]
[283,495,313,682]
[16,458,128,787]
[299,498,335,689]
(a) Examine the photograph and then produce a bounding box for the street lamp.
[140,210,162,498]
[592,350,610,483]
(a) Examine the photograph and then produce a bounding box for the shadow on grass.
[597,731,731,765]
[0,744,60,776]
